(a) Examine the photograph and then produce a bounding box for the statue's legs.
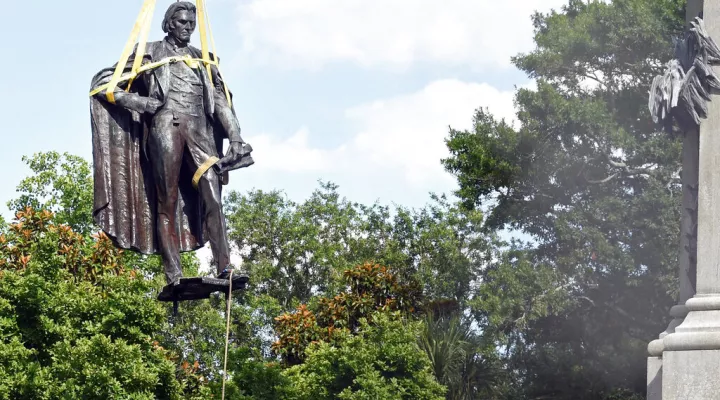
[197,169,231,274]
[149,108,232,283]
[149,109,186,284]
[182,112,232,275]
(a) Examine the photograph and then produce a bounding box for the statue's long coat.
[89,40,229,255]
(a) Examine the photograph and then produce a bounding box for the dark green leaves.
[443,0,685,398]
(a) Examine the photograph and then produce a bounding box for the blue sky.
[0,0,567,223]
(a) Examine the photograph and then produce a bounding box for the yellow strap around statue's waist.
[192,156,220,189]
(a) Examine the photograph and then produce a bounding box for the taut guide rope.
[222,269,234,400]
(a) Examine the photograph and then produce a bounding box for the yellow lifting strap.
[192,156,220,189]
[197,0,212,84]
[203,1,233,107]
[126,0,155,92]
[105,0,155,104]
[89,55,218,97]
[95,0,232,107]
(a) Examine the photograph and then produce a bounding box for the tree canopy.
[443,0,685,398]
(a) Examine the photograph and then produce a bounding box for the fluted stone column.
[661,2,720,398]
[646,2,702,399]
[647,126,699,399]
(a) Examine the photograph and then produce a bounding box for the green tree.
[0,208,195,399]
[1,153,240,398]
[6,151,231,385]
[419,314,503,400]
[272,263,424,365]
[224,183,487,370]
[284,313,446,400]
[3,152,491,398]
[443,0,685,398]
[9,152,94,234]
[216,347,293,400]
[225,183,485,311]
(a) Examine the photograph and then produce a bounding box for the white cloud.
[245,127,343,172]
[244,79,517,189]
[345,79,516,184]
[236,0,567,70]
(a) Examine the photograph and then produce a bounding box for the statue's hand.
[144,98,163,114]
[229,141,251,157]
[215,141,254,174]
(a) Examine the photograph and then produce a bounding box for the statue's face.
[169,10,196,43]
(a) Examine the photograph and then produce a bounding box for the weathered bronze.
[89,1,253,291]
[649,16,720,133]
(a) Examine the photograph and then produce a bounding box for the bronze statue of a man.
[89,2,253,286]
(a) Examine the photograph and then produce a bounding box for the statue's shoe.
[217,268,249,282]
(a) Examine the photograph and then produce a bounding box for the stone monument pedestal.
[662,297,720,399]
[647,355,662,399]
[654,0,720,393]
[646,0,720,397]
[664,350,720,397]
[647,305,689,400]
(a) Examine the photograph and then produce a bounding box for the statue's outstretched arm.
[92,49,159,115]
[99,89,157,115]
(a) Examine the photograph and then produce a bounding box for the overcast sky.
[0,0,566,224]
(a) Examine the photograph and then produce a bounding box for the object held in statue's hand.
[215,142,254,174]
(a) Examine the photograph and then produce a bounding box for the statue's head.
[162,1,196,44]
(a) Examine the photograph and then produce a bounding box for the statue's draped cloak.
[89,42,225,255]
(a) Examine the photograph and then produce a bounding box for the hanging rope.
[221,269,234,400]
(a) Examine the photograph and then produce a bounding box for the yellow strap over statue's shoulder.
[197,0,212,85]
[104,0,155,104]
[93,0,232,107]
[199,0,233,107]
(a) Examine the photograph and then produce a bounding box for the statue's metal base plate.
[157,274,248,302]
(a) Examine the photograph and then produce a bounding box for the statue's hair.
[162,1,197,33]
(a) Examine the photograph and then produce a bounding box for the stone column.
[647,127,699,399]
[647,2,702,398]
[662,1,720,398]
